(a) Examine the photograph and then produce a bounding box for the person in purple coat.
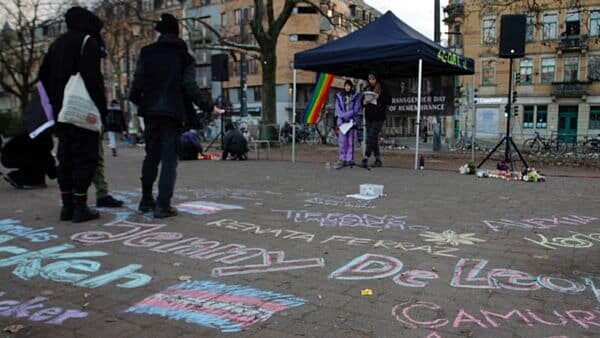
[334,80,361,169]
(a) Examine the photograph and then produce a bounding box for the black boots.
[138,185,155,213]
[60,193,99,222]
[72,194,100,223]
[60,192,74,221]
[153,206,178,219]
[97,195,124,208]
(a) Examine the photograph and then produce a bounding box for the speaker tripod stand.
[204,108,225,153]
[477,58,529,171]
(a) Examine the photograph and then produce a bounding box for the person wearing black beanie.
[130,13,214,219]
[155,13,179,35]
[38,6,108,222]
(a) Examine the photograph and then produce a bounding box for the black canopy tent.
[292,11,475,168]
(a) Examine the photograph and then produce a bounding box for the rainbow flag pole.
[302,73,334,125]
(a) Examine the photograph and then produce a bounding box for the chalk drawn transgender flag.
[126,280,306,333]
[175,201,244,216]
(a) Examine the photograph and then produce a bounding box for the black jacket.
[129,35,213,124]
[363,83,391,123]
[38,11,107,124]
[105,108,126,132]
[223,129,248,155]
[1,133,56,179]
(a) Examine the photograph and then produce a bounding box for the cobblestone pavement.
[0,144,599,337]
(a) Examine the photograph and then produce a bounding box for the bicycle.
[580,134,600,155]
[522,131,567,156]
[450,131,476,152]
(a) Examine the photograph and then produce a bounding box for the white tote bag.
[57,35,102,132]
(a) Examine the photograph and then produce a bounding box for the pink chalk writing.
[273,210,429,231]
[71,220,324,277]
[392,301,600,331]
[482,215,598,232]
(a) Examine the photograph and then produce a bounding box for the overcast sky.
[365,0,449,40]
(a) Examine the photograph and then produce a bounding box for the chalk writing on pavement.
[71,220,324,277]
[126,280,305,333]
[482,215,597,232]
[0,235,151,289]
[0,291,87,325]
[273,210,429,231]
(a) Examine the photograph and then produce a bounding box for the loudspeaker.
[499,14,527,58]
[211,54,229,81]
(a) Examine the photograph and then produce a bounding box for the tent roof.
[294,11,475,79]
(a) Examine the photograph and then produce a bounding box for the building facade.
[446,0,600,144]
[185,0,380,125]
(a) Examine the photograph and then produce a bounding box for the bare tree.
[187,0,336,124]
[0,0,57,114]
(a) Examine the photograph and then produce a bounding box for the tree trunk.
[261,44,277,124]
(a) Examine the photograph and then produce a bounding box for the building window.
[519,58,533,85]
[542,13,557,40]
[564,57,579,82]
[481,59,496,86]
[541,58,555,84]
[221,12,227,27]
[590,10,600,37]
[565,10,580,36]
[296,6,318,14]
[247,59,259,75]
[536,106,548,129]
[482,18,496,44]
[526,14,536,41]
[253,86,262,102]
[590,107,600,129]
[523,106,534,129]
[234,9,241,24]
[289,34,318,42]
[588,55,600,81]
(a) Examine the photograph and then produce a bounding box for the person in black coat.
[1,133,56,189]
[361,71,390,168]
[105,99,126,156]
[38,7,108,223]
[130,13,214,219]
[222,122,248,161]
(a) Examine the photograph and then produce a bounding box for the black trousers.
[56,124,99,194]
[141,119,181,209]
[364,120,384,159]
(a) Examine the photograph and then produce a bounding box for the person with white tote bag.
[38,7,108,223]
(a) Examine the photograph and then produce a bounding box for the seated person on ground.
[180,130,203,160]
[1,132,56,189]
[222,122,248,160]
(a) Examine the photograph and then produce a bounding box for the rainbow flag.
[302,73,334,125]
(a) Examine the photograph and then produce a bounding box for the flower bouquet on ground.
[459,162,476,175]
[522,167,546,182]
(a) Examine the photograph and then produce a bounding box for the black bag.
[23,81,54,138]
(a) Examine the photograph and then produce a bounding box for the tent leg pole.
[292,69,297,163]
[415,59,423,170]
[362,108,366,159]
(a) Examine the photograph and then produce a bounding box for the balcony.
[557,35,588,54]
[551,81,590,98]
[443,3,465,24]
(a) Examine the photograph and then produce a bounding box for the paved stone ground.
[0,143,599,338]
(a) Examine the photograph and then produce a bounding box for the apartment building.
[446,0,600,143]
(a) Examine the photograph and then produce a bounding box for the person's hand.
[213,106,225,116]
